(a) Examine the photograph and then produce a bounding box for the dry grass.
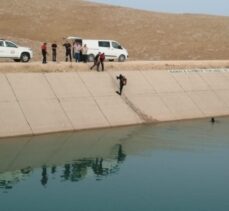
[0,0,229,61]
[0,60,229,73]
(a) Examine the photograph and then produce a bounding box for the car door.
[0,40,6,57]
[111,42,123,58]
[4,41,18,58]
[98,41,113,60]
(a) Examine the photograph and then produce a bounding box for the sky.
[88,0,229,16]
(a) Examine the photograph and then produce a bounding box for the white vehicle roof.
[67,36,119,43]
[84,39,118,42]
[0,39,15,42]
[67,36,82,40]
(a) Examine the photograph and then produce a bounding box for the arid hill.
[1,0,229,61]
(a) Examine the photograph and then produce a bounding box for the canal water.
[1,118,229,211]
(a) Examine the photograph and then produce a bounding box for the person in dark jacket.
[116,74,127,95]
[41,42,47,64]
[90,52,101,70]
[63,40,72,62]
[51,42,57,62]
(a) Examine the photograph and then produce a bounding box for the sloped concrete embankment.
[1,69,229,137]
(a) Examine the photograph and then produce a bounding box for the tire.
[20,53,30,62]
[14,59,21,62]
[88,54,95,62]
[118,55,126,62]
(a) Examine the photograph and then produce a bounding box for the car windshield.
[112,42,122,49]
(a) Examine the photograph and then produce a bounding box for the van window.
[5,41,17,48]
[99,41,110,48]
[0,41,4,47]
[112,42,122,49]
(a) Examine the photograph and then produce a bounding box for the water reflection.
[0,167,32,191]
[1,118,229,193]
[0,141,127,191]
[0,124,144,193]
[41,166,48,187]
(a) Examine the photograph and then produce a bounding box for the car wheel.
[20,53,30,62]
[14,59,21,62]
[118,55,126,62]
[88,54,94,62]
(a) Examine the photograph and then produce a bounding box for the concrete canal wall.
[1,68,229,137]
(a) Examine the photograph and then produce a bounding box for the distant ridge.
[0,0,229,60]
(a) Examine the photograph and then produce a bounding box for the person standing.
[63,40,72,62]
[97,52,105,71]
[41,42,47,64]
[82,44,88,63]
[90,52,101,70]
[73,42,82,62]
[51,42,57,62]
[116,74,127,95]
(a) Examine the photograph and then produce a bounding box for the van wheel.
[14,59,21,62]
[88,54,95,62]
[118,55,126,62]
[20,53,30,62]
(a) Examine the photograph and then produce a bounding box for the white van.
[67,36,128,62]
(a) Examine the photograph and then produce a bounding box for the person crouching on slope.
[90,52,101,70]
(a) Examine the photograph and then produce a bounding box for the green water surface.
[1,118,229,211]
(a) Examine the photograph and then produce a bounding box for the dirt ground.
[1,0,229,61]
[0,60,229,73]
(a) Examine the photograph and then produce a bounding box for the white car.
[67,36,128,62]
[0,39,33,62]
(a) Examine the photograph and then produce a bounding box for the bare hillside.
[1,0,229,61]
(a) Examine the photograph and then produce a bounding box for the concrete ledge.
[0,68,229,137]
[0,60,229,73]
